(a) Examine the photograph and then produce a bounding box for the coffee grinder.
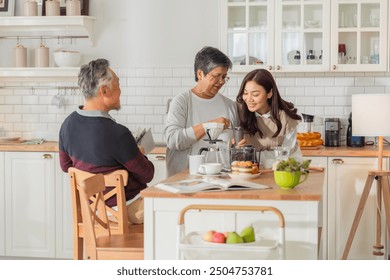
[325,118,341,146]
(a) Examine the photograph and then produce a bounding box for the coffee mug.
[198,163,222,175]
[189,154,205,175]
[274,171,308,189]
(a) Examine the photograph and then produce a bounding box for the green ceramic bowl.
[274,171,308,189]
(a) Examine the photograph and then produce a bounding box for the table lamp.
[343,93,390,259]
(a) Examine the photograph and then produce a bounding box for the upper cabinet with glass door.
[330,0,387,72]
[220,0,330,73]
[220,0,274,72]
[275,0,330,72]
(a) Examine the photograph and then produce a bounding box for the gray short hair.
[194,46,232,81]
[78,58,113,99]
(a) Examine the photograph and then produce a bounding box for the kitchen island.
[141,170,325,260]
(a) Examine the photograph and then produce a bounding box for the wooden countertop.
[0,141,59,152]
[300,145,390,157]
[0,141,166,153]
[1,141,388,157]
[141,169,324,201]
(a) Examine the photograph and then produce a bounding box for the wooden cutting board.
[300,146,321,150]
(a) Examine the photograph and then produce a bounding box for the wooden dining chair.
[77,173,143,260]
[68,167,143,260]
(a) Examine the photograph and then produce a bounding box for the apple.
[240,225,255,243]
[202,230,215,242]
[226,231,243,244]
[223,231,229,238]
[212,232,226,243]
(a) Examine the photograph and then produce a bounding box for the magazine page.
[156,178,270,193]
[155,179,222,193]
[139,128,155,155]
[204,178,270,190]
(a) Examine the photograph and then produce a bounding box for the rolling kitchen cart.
[177,204,285,260]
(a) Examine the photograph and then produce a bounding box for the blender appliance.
[301,113,314,133]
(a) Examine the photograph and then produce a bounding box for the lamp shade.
[352,94,390,136]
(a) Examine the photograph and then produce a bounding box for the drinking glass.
[274,146,290,161]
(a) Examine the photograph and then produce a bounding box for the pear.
[240,225,255,243]
[226,231,244,244]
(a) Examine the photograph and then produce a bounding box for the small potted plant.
[273,158,311,189]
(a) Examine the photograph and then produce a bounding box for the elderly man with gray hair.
[59,58,154,224]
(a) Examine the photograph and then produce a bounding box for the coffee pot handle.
[198,147,208,155]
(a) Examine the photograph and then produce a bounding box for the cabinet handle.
[41,154,52,159]
[155,155,166,160]
[276,65,281,71]
[332,65,336,70]
[332,158,344,164]
[268,65,272,71]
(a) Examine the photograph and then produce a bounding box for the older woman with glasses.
[165,46,238,176]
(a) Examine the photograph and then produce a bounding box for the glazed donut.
[231,161,260,174]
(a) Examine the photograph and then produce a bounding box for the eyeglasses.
[208,73,230,84]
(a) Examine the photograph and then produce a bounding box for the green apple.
[226,231,243,244]
[240,225,255,243]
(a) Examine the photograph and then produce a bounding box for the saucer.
[195,172,224,177]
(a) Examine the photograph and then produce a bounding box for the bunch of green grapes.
[276,158,311,172]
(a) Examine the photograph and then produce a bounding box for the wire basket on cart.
[176,204,285,260]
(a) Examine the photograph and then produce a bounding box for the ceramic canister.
[24,0,38,16]
[35,43,49,67]
[66,0,81,16]
[46,0,61,16]
[14,45,28,67]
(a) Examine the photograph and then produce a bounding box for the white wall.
[1,0,390,144]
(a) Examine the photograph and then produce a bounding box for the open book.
[133,127,155,155]
[155,178,270,194]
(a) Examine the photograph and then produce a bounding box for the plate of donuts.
[228,172,261,180]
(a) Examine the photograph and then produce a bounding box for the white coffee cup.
[189,154,205,175]
[198,163,222,175]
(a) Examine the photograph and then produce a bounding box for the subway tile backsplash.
[1,67,390,145]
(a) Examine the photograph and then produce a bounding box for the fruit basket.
[176,205,285,260]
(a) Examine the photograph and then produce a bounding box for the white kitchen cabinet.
[303,155,328,260]
[148,153,168,187]
[54,154,73,259]
[0,152,5,256]
[4,152,56,258]
[221,0,331,72]
[0,16,95,82]
[327,156,387,259]
[330,0,388,72]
